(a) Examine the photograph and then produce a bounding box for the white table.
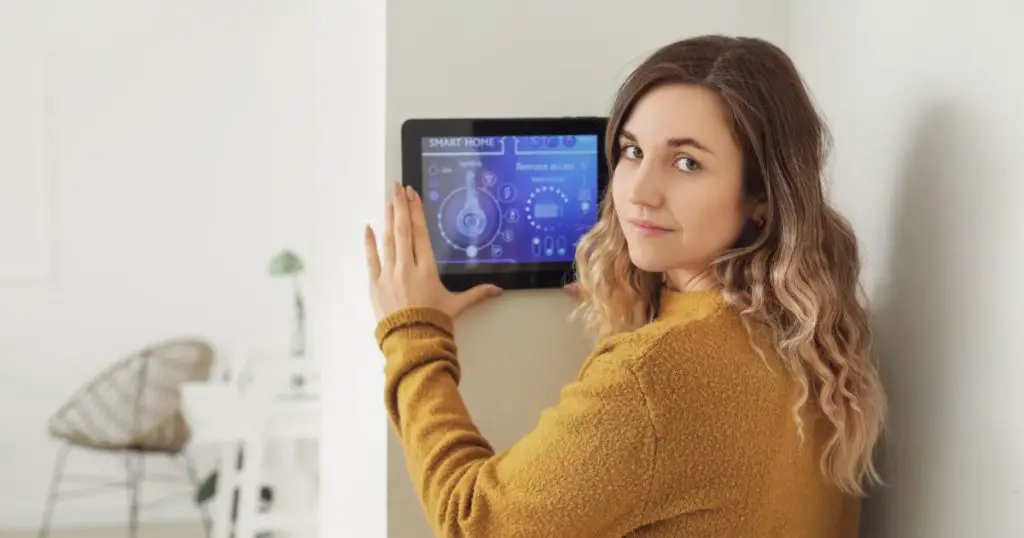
[182,358,321,538]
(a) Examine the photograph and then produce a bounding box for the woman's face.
[611,83,757,289]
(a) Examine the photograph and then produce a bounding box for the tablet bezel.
[401,116,610,292]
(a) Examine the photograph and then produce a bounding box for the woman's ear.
[748,197,769,228]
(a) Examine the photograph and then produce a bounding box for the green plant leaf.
[268,249,304,276]
[196,470,217,505]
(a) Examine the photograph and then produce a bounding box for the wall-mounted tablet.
[401,117,609,291]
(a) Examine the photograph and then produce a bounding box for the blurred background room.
[1,2,320,537]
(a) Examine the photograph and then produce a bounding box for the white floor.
[0,522,205,538]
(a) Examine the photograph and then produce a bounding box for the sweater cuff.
[375,306,454,348]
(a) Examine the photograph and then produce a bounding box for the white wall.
[313,0,388,536]
[790,1,1024,537]
[0,0,316,530]
[385,1,790,536]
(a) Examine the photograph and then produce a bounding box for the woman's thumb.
[457,284,503,311]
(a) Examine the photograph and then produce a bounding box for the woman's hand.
[563,282,582,302]
[365,182,503,322]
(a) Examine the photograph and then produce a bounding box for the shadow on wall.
[860,102,968,538]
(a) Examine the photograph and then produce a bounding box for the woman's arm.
[377,306,657,538]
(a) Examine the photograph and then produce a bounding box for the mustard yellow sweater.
[375,288,860,537]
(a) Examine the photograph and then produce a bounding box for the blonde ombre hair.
[574,36,886,496]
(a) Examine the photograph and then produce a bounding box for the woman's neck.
[664,267,719,293]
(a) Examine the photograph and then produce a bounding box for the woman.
[364,35,886,538]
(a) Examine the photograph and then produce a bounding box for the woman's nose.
[627,168,662,207]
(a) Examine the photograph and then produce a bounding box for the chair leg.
[180,451,212,538]
[207,442,241,538]
[234,437,266,538]
[37,443,71,538]
[125,450,143,538]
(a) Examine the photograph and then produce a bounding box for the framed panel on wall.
[0,3,51,282]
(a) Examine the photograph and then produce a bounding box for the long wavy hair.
[574,35,886,496]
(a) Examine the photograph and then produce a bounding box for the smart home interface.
[402,118,607,290]
[427,135,598,258]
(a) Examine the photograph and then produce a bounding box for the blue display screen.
[420,134,599,272]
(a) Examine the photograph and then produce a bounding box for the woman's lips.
[628,219,673,236]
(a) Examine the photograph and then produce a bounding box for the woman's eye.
[622,145,643,160]
[675,155,701,172]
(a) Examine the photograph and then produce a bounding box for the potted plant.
[268,249,306,358]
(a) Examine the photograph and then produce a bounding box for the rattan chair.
[38,338,215,538]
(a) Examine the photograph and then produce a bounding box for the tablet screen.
[418,134,600,273]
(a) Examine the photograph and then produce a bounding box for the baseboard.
[0,505,204,533]
[0,521,205,538]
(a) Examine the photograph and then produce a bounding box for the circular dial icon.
[525,185,570,232]
[437,170,503,257]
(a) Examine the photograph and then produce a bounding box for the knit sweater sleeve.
[375,306,657,538]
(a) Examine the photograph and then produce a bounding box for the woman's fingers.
[383,182,435,273]
[383,194,396,269]
[392,182,414,268]
[408,188,435,269]
[364,225,381,280]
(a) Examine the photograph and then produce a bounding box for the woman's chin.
[627,247,671,273]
